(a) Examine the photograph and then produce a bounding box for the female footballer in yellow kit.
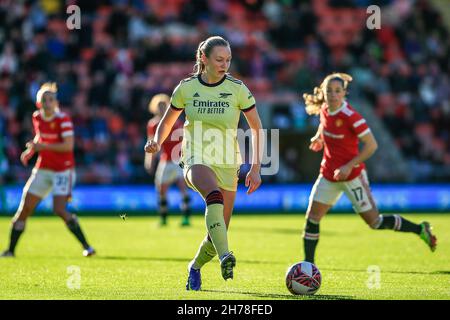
[145,36,263,291]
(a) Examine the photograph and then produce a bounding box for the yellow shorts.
[182,163,239,192]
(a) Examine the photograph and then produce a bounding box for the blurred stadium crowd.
[0,0,448,184]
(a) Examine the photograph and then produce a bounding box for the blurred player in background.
[145,36,263,290]
[0,83,95,258]
[145,93,191,227]
[301,73,437,264]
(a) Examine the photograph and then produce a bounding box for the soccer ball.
[285,261,321,295]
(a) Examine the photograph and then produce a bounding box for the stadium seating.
[0,0,448,183]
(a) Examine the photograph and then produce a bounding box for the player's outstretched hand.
[245,169,262,195]
[309,136,323,152]
[20,148,34,167]
[333,164,352,181]
[144,140,160,153]
[25,140,34,150]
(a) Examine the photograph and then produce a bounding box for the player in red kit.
[301,73,437,264]
[145,93,191,226]
[1,83,95,257]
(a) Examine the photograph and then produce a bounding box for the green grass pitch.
[0,214,449,300]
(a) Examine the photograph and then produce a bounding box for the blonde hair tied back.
[35,82,58,108]
[36,82,57,104]
[192,36,230,76]
[303,73,353,115]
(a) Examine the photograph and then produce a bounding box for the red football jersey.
[32,110,75,171]
[147,118,183,162]
[319,101,371,182]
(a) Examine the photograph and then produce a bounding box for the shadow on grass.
[97,256,286,265]
[95,257,450,276]
[202,289,354,300]
[99,256,191,263]
[231,226,338,236]
[323,267,450,276]
[430,271,450,275]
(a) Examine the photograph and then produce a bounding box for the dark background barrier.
[2,184,449,214]
[1,0,449,216]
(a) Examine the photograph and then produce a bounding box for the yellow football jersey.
[170,74,256,168]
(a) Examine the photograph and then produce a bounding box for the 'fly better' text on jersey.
[170,74,256,168]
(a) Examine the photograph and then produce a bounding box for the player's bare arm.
[243,107,263,195]
[145,107,182,154]
[309,123,324,152]
[20,148,35,166]
[334,132,378,181]
[21,134,40,166]
[144,134,155,173]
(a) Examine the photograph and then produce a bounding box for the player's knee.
[368,215,383,229]
[18,202,34,216]
[158,192,166,200]
[54,207,67,218]
[196,181,218,196]
[158,184,169,196]
[66,214,79,227]
[306,210,322,223]
[11,219,26,231]
[189,170,217,195]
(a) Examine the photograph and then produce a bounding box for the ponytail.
[192,36,230,76]
[303,86,325,115]
[193,41,206,75]
[36,82,58,108]
[303,72,353,115]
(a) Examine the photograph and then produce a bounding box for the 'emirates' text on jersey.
[32,110,75,171]
[170,74,256,168]
[320,101,371,182]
